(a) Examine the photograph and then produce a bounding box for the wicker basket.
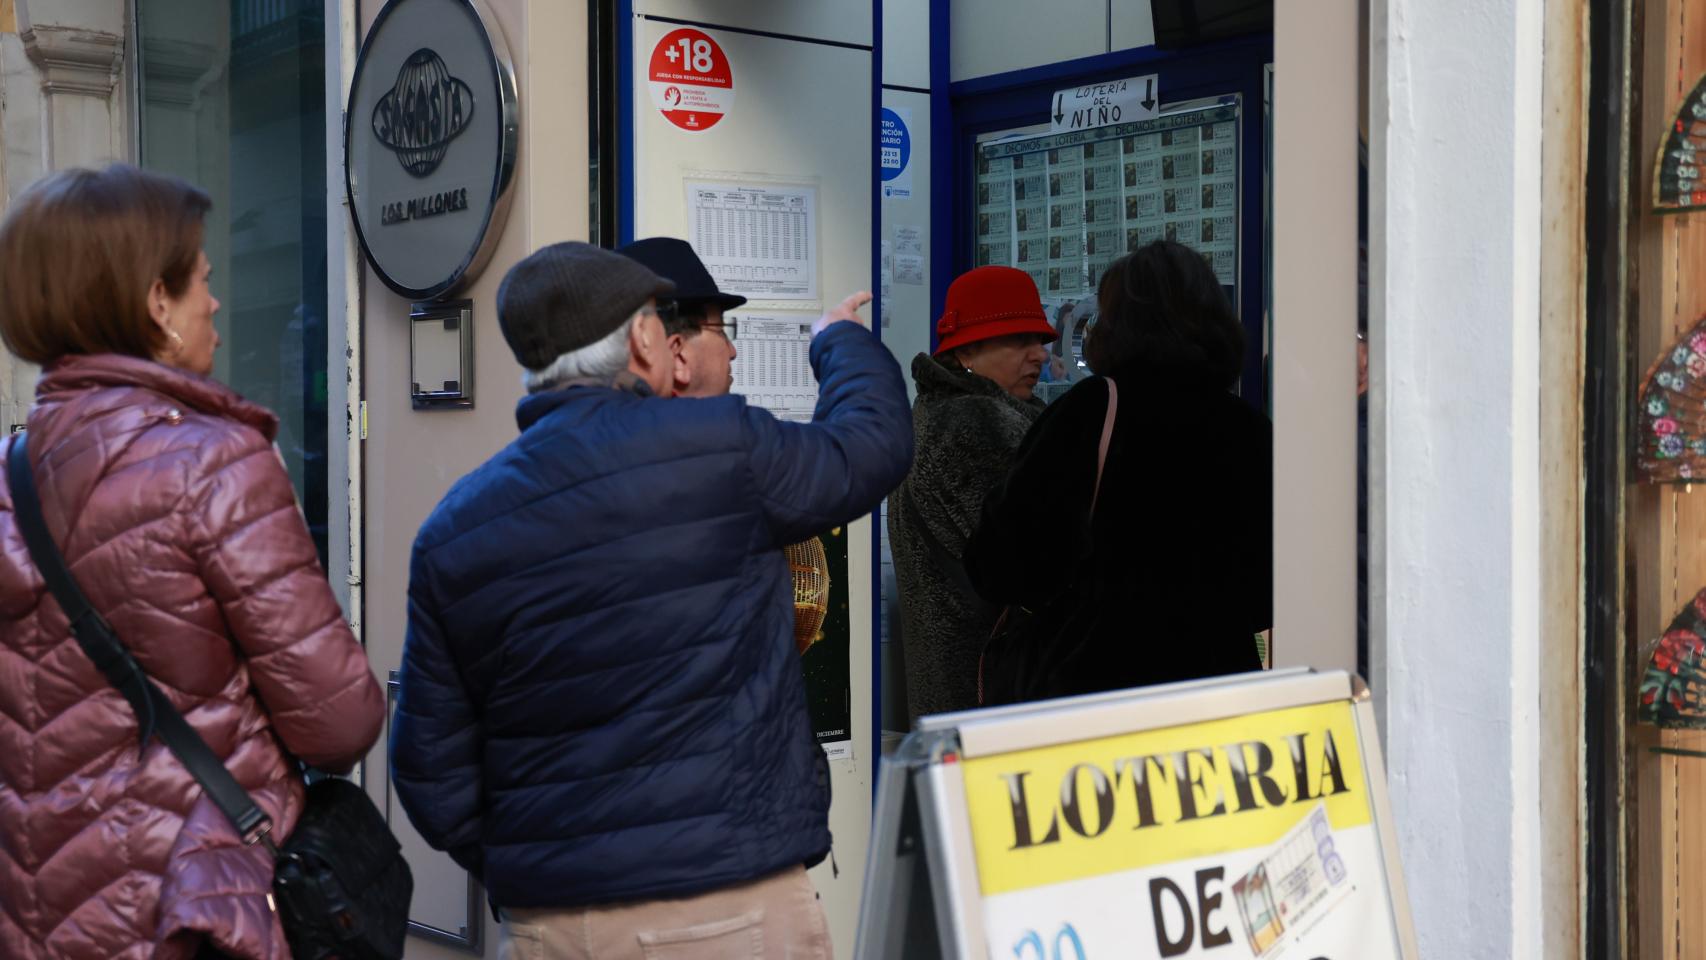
[784,537,830,655]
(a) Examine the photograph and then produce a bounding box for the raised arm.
[743,293,914,545]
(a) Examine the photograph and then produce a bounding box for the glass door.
[136,0,331,563]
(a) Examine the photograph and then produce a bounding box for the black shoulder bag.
[7,432,412,960]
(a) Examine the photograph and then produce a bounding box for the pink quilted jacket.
[0,354,384,959]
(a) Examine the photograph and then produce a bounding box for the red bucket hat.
[933,266,1059,357]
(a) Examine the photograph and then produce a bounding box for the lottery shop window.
[971,99,1242,399]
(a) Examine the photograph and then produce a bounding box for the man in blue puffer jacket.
[390,241,912,958]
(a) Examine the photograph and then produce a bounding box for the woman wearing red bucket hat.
[887,266,1057,721]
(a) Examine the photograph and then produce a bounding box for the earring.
[167,329,184,353]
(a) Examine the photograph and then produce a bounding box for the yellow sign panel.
[960,701,1374,896]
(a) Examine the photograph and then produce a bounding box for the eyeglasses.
[700,319,739,341]
[647,300,739,340]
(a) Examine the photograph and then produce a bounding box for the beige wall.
[1271,1,1356,674]
[355,0,588,956]
[1535,0,1585,954]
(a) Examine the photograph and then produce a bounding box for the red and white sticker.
[648,28,734,133]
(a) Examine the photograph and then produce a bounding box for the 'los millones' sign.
[345,0,519,301]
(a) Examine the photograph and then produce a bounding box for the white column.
[0,0,128,431]
[1370,0,1547,956]
[18,0,126,168]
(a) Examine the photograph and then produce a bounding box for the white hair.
[522,314,636,393]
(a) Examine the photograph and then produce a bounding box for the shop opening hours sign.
[649,28,733,132]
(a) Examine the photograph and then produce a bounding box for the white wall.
[879,87,932,400]
[1110,1,1158,52]
[881,0,928,91]
[950,0,1153,82]
[1370,0,1549,956]
[641,0,870,47]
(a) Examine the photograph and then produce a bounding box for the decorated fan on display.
[1639,586,1706,728]
[785,536,830,655]
[1654,70,1706,213]
[1634,313,1706,482]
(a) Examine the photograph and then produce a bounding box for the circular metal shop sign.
[345,0,518,300]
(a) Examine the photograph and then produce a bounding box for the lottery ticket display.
[974,104,1240,303]
[1231,805,1350,956]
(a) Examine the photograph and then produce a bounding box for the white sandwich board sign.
[854,669,1419,960]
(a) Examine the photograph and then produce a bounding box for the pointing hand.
[812,291,873,336]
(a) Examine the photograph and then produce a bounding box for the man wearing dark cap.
[618,236,744,397]
[390,242,912,959]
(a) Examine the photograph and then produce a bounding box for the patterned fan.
[785,537,830,655]
[1639,586,1706,728]
[1634,314,1706,482]
[1654,70,1706,213]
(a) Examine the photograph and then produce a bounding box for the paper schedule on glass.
[731,316,817,422]
[686,181,818,301]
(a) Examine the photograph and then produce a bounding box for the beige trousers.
[498,866,833,960]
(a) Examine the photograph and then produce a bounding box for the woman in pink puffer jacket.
[0,165,384,959]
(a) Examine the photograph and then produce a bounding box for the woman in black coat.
[966,240,1270,699]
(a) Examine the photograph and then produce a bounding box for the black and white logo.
[372,48,475,178]
[346,0,517,301]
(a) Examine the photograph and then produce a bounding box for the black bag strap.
[7,432,276,851]
[898,482,983,605]
[903,378,1121,610]
[1090,378,1118,515]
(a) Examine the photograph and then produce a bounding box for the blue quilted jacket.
[390,323,911,909]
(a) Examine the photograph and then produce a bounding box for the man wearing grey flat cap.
[390,241,913,959]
